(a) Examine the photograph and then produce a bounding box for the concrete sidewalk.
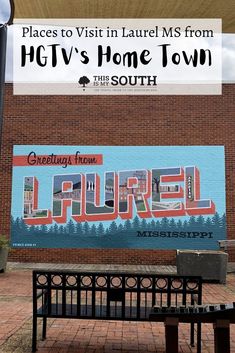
[0,265,235,353]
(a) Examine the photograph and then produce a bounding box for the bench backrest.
[33,270,202,321]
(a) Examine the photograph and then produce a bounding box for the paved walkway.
[0,264,235,353]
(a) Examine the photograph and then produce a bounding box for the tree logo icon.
[78,76,90,90]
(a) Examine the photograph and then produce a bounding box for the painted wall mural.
[11,146,226,249]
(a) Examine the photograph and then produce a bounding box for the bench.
[32,270,202,352]
[150,303,235,353]
[218,239,235,251]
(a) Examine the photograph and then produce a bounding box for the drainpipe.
[0,0,14,154]
[0,24,7,153]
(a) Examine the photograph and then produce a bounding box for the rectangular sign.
[11,145,226,249]
[13,19,222,95]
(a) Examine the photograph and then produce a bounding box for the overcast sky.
[0,0,10,23]
[1,0,235,82]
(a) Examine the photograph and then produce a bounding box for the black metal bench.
[32,270,202,352]
[150,303,235,353]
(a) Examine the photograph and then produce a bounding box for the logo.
[78,76,90,90]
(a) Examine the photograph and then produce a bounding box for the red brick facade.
[1,84,235,264]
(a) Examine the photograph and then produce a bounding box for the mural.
[11,146,226,249]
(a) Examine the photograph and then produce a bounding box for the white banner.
[13,19,222,95]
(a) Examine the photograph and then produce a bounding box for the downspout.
[0,24,7,153]
[0,0,14,154]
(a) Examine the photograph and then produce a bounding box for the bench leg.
[197,322,201,353]
[32,315,37,352]
[165,317,179,353]
[214,320,230,353]
[42,317,47,340]
[190,323,195,347]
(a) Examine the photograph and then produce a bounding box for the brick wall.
[1,84,234,264]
